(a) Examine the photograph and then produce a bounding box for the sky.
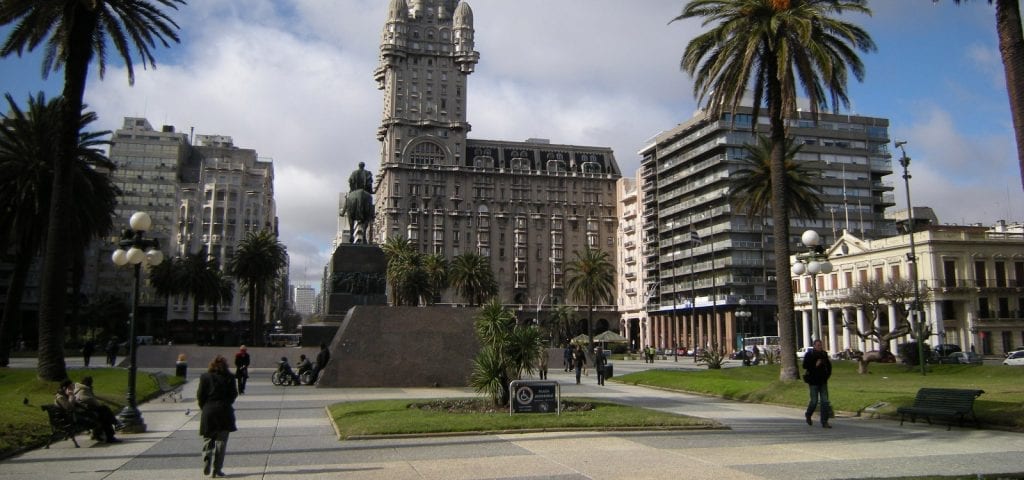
[2,0,1022,291]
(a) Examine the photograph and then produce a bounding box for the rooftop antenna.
[857,199,865,237]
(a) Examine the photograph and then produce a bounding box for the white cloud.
[19,0,1014,291]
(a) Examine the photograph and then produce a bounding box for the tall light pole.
[896,140,926,375]
[792,230,832,344]
[110,211,164,433]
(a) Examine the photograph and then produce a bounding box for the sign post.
[508,380,560,415]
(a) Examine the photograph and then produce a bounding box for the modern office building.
[89,118,280,343]
[368,0,621,322]
[638,107,897,354]
[91,118,190,339]
[799,221,1024,357]
[292,285,317,318]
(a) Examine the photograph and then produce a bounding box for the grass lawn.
[617,361,1024,429]
[0,367,185,458]
[328,398,720,439]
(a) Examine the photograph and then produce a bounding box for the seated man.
[278,356,298,384]
[296,354,313,383]
[73,376,122,443]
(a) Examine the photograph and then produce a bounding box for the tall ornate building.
[370,0,622,316]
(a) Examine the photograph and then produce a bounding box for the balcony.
[625,256,636,265]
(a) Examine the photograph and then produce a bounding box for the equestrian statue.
[342,162,375,244]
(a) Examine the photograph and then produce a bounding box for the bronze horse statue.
[342,189,373,243]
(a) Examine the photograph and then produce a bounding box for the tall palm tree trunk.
[37,3,98,381]
[995,0,1024,189]
[767,67,799,382]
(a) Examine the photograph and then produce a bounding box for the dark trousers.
[805,383,831,424]
[202,431,230,474]
[574,364,582,384]
[596,365,605,385]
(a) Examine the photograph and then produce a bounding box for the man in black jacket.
[802,339,833,428]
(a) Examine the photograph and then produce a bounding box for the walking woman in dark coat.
[197,355,238,477]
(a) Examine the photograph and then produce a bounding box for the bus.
[267,333,302,347]
[742,336,781,354]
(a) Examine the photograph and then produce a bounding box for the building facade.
[637,107,896,354]
[91,118,190,339]
[800,223,1024,357]
[93,118,279,343]
[292,285,316,318]
[369,0,621,325]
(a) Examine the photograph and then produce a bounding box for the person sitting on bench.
[73,376,122,443]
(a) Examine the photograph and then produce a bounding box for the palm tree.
[381,236,422,306]
[449,251,498,306]
[0,0,184,381]
[469,299,542,406]
[227,230,287,346]
[179,250,218,341]
[422,253,449,305]
[564,248,615,352]
[0,93,117,368]
[549,304,577,345]
[950,0,1024,188]
[147,255,182,339]
[677,0,875,381]
[730,135,824,222]
[206,270,235,334]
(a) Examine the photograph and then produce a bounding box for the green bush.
[897,341,932,366]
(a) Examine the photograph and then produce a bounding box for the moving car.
[1003,351,1024,366]
[939,351,983,365]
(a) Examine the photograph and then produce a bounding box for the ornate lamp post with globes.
[110,211,164,433]
[791,230,832,344]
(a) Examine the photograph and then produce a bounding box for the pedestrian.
[752,345,760,366]
[233,345,250,394]
[313,342,330,383]
[105,338,119,367]
[594,346,607,386]
[802,339,833,428]
[537,347,548,380]
[81,340,95,367]
[197,355,238,477]
[573,345,585,384]
[563,344,573,372]
[73,376,122,443]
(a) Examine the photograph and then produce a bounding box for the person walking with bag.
[802,339,833,428]
[198,355,238,477]
[233,346,250,394]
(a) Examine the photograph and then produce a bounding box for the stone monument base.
[316,305,481,388]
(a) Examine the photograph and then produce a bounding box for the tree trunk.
[994,0,1024,189]
[38,3,98,381]
[767,65,799,382]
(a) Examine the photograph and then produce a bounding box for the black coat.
[802,349,832,386]
[197,371,238,437]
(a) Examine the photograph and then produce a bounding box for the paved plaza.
[3,357,1023,479]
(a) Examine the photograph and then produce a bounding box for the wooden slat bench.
[41,405,101,448]
[153,372,183,402]
[897,388,984,430]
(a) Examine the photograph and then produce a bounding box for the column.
[929,301,944,345]
[801,309,812,348]
[887,304,899,352]
[841,308,852,351]
[827,308,838,353]
[857,307,867,351]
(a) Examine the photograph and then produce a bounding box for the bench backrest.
[41,404,73,427]
[912,388,984,412]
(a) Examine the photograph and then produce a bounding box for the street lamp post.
[110,211,164,433]
[736,298,752,342]
[791,230,832,344]
[895,141,927,375]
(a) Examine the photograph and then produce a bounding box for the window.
[976,261,987,287]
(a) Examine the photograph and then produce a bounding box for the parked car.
[1003,351,1024,366]
[796,347,814,359]
[1004,347,1024,358]
[933,344,962,358]
[939,351,983,365]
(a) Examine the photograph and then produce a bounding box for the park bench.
[153,372,183,402]
[41,405,100,448]
[897,388,984,430]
